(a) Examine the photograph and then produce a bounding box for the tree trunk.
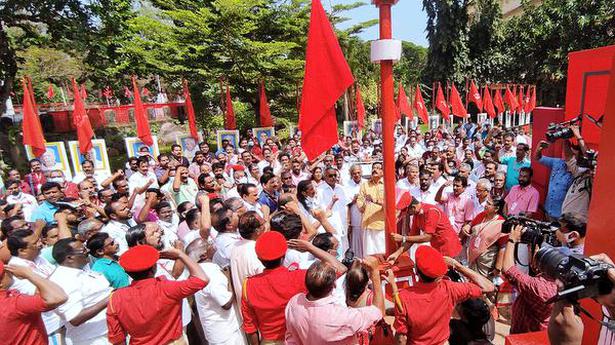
[0,23,18,115]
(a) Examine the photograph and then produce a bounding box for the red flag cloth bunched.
[46,83,55,100]
[483,86,496,119]
[71,79,95,154]
[132,76,154,146]
[413,85,428,124]
[435,83,450,121]
[396,82,412,120]
[450,84,467,118]
[355,85,366,130]
[259,80,273,127]
[527,86,536,113]
[298,0,354,160]
[504,85,518,112]
[494,88,505,115]
[21,79,46,157]
[183,80,199,140]
[225,84,237,130]
[468,80,483,112]
[517,85,525,113]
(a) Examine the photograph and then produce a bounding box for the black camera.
[341,249,356,269]
[545,116,581,143]
[577,149,598,169]
[536,247,614,303]
[501,215,560,247]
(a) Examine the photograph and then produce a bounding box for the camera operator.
[502,224,558,334]
[555,212,586,255]
[561,125,595,220]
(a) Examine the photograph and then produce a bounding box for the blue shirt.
[30,201,59,223]
[538,156,573,218]
[500,156,531,191]
[91,257,130,289]
[258,190,279,213]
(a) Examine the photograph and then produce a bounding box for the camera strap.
[573,302,615,332]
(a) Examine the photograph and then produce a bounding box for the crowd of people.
[0,119,613,345]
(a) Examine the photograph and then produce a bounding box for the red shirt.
[411,204,463,257]
[241,266,307,341]
[106,276,207,345]
[394,280,482,345]
[0,289,50,345]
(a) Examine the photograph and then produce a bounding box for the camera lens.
[536,247,569,280]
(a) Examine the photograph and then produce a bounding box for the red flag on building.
[80,84,88,100]
[450,83,467,118]
[71,79,95,154]
[224,84,237,130]
[355,85,366,130]
[259,80,273,127]
[103,86,113,99]
[21,79,46,157]
[413,85,428,124]
[517,85,525,113]
[396,82,412,120]
[46,83,55,100]
[183,80,199,140]
[435,83,450,121]
[468,80,483,112]
[483,86,496,119]
[504,85,518,112]
[526,86,536,113]
[298,0,354,160]
[132,76,153,146]
[494,88,505,115]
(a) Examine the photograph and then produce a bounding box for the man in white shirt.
[72,159,107,187]
[317,167,350,253]
[101,196,136,254]
[344,164,364,258]
[240,183,265,218]
[49,238,112,345]
[211,206,241,268]
[5,179,38,221]
[396,163,419,193]
[256,148,281,174]
[230,211,265,307]
[410,171,439,205]
[290,160,310,187]
[128,157,159,211]
[406,135,425,160]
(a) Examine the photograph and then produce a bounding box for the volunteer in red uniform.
[106,245,209,345]
[0,261,68,345]
[388,195,463,261]
[393,246,495,345]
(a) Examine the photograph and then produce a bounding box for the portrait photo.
[428,115,440,130]
[176,135,200,160]
[288,124,300,139]
[505,113,512,128]
[125,136,160,159]
[477,113,488,125]
[68,139,111,176]
[343,120,361,138]
[371,119,382,135]
[252,127,275,146]
[216,130,240,151]
[26,142,72,179]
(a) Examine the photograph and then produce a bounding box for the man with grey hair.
[344,164,364,258]
[76,218,104,243]
[472,178,492,216]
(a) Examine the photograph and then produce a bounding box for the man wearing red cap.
[106,245,209,345]
[0,262,67,345]
[393,246,495,345]
[241,230,347,345]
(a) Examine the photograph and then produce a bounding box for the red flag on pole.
[298,0,354,160]
[523,86,531,113]
[355,85,366,130]
[46,83,55,100]
[450,84,467,118]
[413,85,428,124]
[494,87,505,115]
[517,85,525,113]
[183,80,199,140]
[259,80,273,127]
[396,82,412,120]
[504,85,518,112]
[468,80,483,112]
[435,83,450,121]
[80,84,88,100]
[103,86,113,99]
[132,76,153,146]
[527,86,536,113]
[71,79,95,154]
[21,79,46,157]
[483,86,496,119]
[224,84,237,130]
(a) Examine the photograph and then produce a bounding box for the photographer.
[561,125,595,220]
[502,224,558,334]
[535,140,573,221]
[555,212,586,255]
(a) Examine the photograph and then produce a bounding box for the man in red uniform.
[388,195,463,261]
[241,228,347,345]
[0,261,68,345]
[106,245,209,345]
[393,246,495,345]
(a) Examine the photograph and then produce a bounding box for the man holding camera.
[561,125,595,221]
[556,213,586,255]
[535,140,574,221]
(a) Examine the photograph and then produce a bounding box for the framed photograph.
[343,120,362,138]
[371,119,382,135]
[125,136,160,159]
[477,113,488,125]
[288,124,300,139]
[252,127,275,146]
[175,135,201,161]
[216,130,240,151]
[428,115,440,131]
[68,139,111,176]
[497,113,504,126]
[505,112,512,128]
[26,142,72,179]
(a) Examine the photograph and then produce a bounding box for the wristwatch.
[508,239,517,244]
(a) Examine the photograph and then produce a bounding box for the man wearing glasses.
[87,232,130,288]
[316,167,350,255]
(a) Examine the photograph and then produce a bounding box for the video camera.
[536,247,614,303]
[545,116,581,143]
[501,215,560,247]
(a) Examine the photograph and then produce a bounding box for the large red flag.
[483,86,496,119]
[517,85,525,113]
[183,80,199,140]
[504,85,518,112]
[468,80,483,112]
[435,83,450,121]
[259,80,273,127]
[21,79,46,157]
[413,85,428,124]
[298,0,354,160]
[224,84,237,130]
[71,79,95,154]
[132,76,153,146]
[355,85,366,130]
[494,88,505,115]
[46,83,55,100]
[450,83,467,118]
[527,86,536,113]
[523,86,531,113]
[396,82,412,120]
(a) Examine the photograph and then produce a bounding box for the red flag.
[504,85,518,112]
[396,82,412,120]
[80,84,88,100]
[413,85,428,124]
[468,80,483,112]
[46,83,55,100]
[259,80,273,127]
[450,83,467,118]
[71,79,95,154]
[124,86,132,99]
[224,84,237,130]
[494,88,505,115]
[132,76,153,146]
[25,76,37,110]
[183,80,199,140]
[517,85,525,113]
[103,86,113,99]
[355,85,365,129]
[483,86,496,119]
[435,83,450,121]
[142,87,150,97]
[21,79,46,157]
[298,0,354,160]
[527,86,536,113]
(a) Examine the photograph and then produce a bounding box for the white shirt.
[284,248,313,270]
[317,182,349,234]
[195,263,243,344]
[72,171,108,187]
[128,171,159,210]
[6,192,38,221]
[101,220,134,255]
[158,219,179,249]
[230,240,264,307]
[156,259,191,327]
[410,185,439,206]
[291,171,310,187]
[243,200,264,218]
[49,266,112,344]
[212,231,242,268]
[257,160,281,175]
[396,178,418,193]
[344,178,363,228]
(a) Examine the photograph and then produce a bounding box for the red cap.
[396,191,413,210]
[415,246,448,279]
[0,261,4,278]
[119,245,160,272]
[255,231,287,261]
[231,164,245,171]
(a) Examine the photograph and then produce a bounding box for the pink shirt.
[505,185,540,216]
[442,192,474,233]
[285,293,382,345]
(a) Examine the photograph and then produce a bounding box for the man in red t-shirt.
[393,246,495,345]
[0,261,67,345]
